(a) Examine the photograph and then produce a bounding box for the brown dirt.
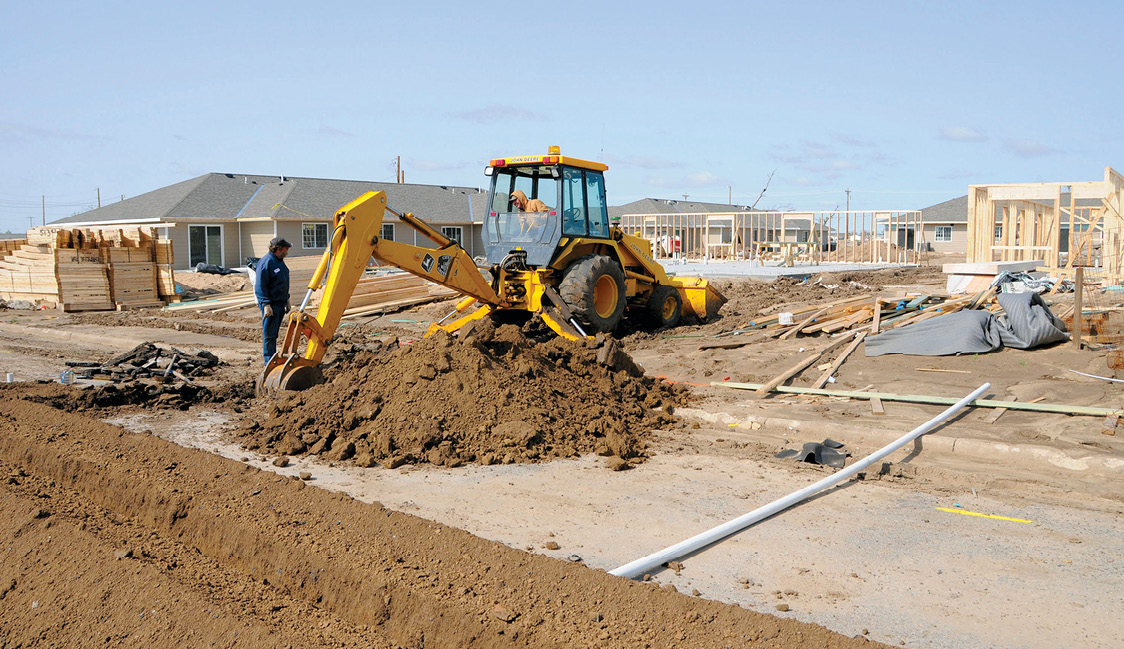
[233,321,687,469]
[0,394,888,649]
[71,311,262,342]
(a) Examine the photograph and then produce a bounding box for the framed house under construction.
[617,208,924,266]
[966,167,1124,281]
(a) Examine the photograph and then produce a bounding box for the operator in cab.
[511,189,550,236]
[255,237,291,364]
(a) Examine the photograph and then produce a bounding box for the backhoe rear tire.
[559,255,627,333]
[645,284,682,329]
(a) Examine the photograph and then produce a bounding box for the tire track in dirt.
[0,396,891,648]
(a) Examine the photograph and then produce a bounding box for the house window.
[188,225,222,267]
[381,223,394,242]
[302,223,329,249]
[994,225,1003,242]
[441,226,463,244]
[935,226,952,242]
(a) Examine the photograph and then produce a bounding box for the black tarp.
[865,292,1068,357]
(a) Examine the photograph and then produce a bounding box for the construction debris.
[66,342,221,383]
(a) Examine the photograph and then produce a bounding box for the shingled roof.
[50,173,489,226]
[920,195,968,224]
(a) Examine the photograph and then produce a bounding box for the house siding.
[923,223,967,253]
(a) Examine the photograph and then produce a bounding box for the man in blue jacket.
[255,237,292,364]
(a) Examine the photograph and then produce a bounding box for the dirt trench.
[0,395,888,649]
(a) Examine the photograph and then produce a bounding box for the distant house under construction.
[966,167,1124,281]
[611,199,923,265]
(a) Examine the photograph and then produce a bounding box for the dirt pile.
[235,321,687,469]
[0,397,890,648]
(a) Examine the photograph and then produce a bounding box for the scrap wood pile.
[164,270,457,318]
[707,288,1004,393]
[0,226,175,311]
[715,288,1001,342]
[66,341,220,383]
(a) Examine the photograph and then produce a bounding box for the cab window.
[561,168,588,236]
[586,172,608,237]
[489,166,557,214]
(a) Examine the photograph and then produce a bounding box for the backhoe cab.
[258,147,724,392]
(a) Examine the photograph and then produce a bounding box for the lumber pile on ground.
[0,227,176,311]
[712,289,1004,393]
[163,270,457,318]
[715,290,999,341]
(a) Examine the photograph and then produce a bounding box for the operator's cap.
[269,237,292,250]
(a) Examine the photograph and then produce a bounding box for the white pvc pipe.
[609,382,991,579]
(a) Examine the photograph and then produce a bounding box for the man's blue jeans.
[261,302,284,364]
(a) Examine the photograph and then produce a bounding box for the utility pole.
[845,189,851,212]
[396,156,404,184]
[97,188,101,208]
[844,189,851,259]
[728,186,732,205]
[41,196,45,226]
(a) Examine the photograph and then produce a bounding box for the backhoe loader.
[259,147,725,391]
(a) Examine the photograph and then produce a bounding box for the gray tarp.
[865,292,1069,357]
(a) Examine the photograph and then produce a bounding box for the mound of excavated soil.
[0,396,890,649]
[234,321,687,469]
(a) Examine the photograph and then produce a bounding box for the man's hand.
[284,301,291,314]
[263,304,274,319]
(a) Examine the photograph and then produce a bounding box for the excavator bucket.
[669,276,727,321]
[258,354,324,394]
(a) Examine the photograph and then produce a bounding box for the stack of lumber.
[0,239,25,255]
[155,241,177,302]
[0,226,176,311]
[55,247,114,311]
[104,247,164,309]
[163,271,457,318]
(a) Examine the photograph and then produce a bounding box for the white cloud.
[939,127,987,143]
[1003,139,1060,158]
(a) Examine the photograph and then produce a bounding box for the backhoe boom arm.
[258,191,500,392]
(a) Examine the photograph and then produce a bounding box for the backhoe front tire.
[645,284,682,329]
[559,255,626,333]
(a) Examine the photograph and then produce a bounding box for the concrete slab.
[662,260,915,280]
[942,260,1042,274]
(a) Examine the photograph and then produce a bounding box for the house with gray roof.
[919,195,968,253]
[50,173,488,270]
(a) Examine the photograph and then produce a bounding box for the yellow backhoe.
[259,147,726,391]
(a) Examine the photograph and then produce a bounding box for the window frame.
[934,225,952,242]
[188,224,223,267]
[381,223,394,242]
[302,222,329,249]
[441,226,463,244]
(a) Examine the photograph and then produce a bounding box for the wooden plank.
[870,396,885,415]
[776,307,827,340]
[811,331,867,389]
[756,333,858,395]
[983,395,1016,424]
[716,382,1122,417]
[870,297,882,334]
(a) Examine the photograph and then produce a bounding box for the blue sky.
[1,1,1120,232]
